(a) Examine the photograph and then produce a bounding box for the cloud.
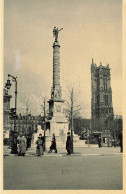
[15,50,21,71]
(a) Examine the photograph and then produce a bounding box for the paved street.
[3,146,123,190]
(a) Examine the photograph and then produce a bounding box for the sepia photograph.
[1,0,125,192]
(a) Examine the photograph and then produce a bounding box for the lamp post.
[5,74,18,154]
[70,88,73,153]
[107,119,110,147]
[43,98,46,151]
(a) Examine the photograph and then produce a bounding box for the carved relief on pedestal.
[51,87,62,99]
[55,104,62,112]
[51,87,54,98]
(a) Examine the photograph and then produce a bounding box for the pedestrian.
[36,136,43,156]
[42,135,45,151]
[66,132,72,155]
[98,137,101,148]
[19,134,27,156]
[114,138,117,147]
[111,139,114,147]
[39,134,44,154]
[48,133,57,153]
[26,135,31,149]
[119,133,123,153]
[17,134,20,155]
[29,135,31,148]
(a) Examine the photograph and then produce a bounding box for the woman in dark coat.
[66,132,72,155]
[48,133,57,153]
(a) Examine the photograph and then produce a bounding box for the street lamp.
[70,88,74,153]
[43,98,46,151]
[5,74,18,154]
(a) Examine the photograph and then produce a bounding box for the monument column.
[51,41,62,100]
[53,41,60,87]
[47,27,68,147]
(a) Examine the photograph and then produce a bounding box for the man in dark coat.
[39,134,45,151]
[119,133,123,153]
[26,135,31,149]
[98,137,101,148]
[66,132,72,155]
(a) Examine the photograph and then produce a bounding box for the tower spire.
[92,58,94,64]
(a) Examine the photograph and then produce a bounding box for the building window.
[109,108,112,114]
[104,75,107,90]
[97,95,99,105]
[104,95,108,106]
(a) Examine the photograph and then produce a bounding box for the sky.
[4,0,122,118]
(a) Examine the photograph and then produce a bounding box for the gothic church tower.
[91,59,114,131]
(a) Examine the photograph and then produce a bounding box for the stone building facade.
[91,59,114,132]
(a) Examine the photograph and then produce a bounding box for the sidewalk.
[3,145,122,157]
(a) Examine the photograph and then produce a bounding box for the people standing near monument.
[48,133,57,153]
[66,132,72,155]
[26,135,31,149]
[39,134,44,153]
[42,135,45,151]
[36,136,43,156]
[17,134,21,155]
[19,134,27,156]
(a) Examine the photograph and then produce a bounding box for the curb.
[3,152,122,157]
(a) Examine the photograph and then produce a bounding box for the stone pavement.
[3,144,122,157]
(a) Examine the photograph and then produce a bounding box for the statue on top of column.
[53,27,63,42]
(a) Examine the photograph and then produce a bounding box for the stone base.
[32,126,43,144]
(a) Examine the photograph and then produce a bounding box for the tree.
[64,87,81,133]
[17,93,33,115]
[64,87,82,153]
[74,117,90,136]
[18,92,47,116]
[114,118,123,139]
[40,96,50,151]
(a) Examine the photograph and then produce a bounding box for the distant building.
[10,114,43,136]
[91,59,114,132]
[3,87,44,137]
